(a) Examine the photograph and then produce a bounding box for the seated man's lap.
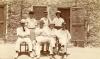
[59,38,67,46]
[36,36,50,43]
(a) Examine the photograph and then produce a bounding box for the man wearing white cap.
[53,11,65,29]
[34,20,46,59]
[43,23,57,58]
[15,19,33,58]
[40,11,50,27]
[25,11,37,41]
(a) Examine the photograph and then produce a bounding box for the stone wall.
[6,0,75,42]
[5,0,100,47]
[76,0,100,47]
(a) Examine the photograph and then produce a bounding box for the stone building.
[0,0,100,47]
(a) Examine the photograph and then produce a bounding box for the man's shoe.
[16,51,19,53]
[35,57,40,59]
[14,57,17,59]
[63,55,67,59]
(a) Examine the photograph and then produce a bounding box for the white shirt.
[43,27,57,37]
[53,17,64,26]
[40,17,50,26]
[35,27,45,37]
[56,29,71,40]
[17,27,30,37]
[26,18,37,28]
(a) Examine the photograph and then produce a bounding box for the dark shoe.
[35,57,40,59]
[16,51,19,53]
[64,52,70,56]
[14,57,18,59]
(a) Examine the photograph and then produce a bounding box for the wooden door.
[0,6,6,38]
[70,7,86,47]
[33,6,47,20]
[58,8,70,31]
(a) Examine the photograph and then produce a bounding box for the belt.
[18,36,30,38]
[28,28,35,29]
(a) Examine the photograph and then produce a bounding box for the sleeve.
[35,20,38,26]
[62,18,65,23]
[34,29,39,36]
[25,19,28,26]
[16,28,19,36]
[52,18,56,24]
[28,29,30,35]
[67,30,71,40]
[54,29,59,37]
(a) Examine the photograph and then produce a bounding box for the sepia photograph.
[0,0,100,59]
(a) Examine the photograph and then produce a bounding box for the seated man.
[56,22,71,56]
[34,21,57,59]
[43,23,57,58]
[34,20,48,59]
[15,19,33,58]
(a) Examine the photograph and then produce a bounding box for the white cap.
[20,19,26,23]
[56,11,61,13]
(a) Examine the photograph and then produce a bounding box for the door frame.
[0,2,7,41]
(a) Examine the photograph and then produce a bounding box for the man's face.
[56,13,61,18]
[21,23,25,27]
[29,14,33,18]
[44,13,48,17]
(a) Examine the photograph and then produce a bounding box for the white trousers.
[35,36,56,56]
[29,29,35,41]
[59,38,69,53]
[15,38,32,52]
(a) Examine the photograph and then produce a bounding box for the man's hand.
[18,35,30,38]
[33,40,37,45]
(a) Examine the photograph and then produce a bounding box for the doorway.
[58,8,70,31]
[33,6,47,20]
[0,6,6,38]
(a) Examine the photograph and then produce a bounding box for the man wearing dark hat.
[53,11,65,30]
[25,11,37,41]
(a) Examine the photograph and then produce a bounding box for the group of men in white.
[15,10,71,59]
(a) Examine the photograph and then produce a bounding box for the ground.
[0,43,100,59]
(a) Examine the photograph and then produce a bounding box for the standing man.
[26,11,37,41]
[40,11,50,27]
[53,11,65,29]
